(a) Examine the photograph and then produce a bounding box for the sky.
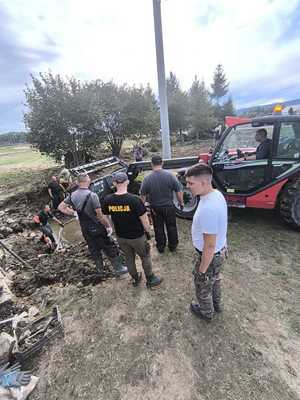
[1,0,300,131]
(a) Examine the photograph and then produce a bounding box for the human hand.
[106,227,113,237]
[179,203,184,211]
[145,231,151,241]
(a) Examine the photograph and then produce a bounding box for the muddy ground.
[0,143,299,400]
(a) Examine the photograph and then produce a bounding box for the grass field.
[0,145,58,199]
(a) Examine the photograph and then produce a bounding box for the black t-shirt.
[38,210,53,226]
[140,169,181,207]
[102,193,147,239]
[256,138,272,159]
[48,181,62,198]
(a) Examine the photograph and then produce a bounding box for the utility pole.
[152,0,171,159]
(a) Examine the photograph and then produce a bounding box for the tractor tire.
[174,186,199,220]
[279,179,300,230]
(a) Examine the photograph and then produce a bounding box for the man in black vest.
[58,173,127,277]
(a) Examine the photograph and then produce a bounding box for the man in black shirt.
[140,155,184,253]
[102,172,163,288]
[255,129,272,159]
[48,176,64,210]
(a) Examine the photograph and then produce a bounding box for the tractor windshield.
[213,123,273,162]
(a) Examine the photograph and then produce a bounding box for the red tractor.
[174,114,300,229]
[70,113,300,230]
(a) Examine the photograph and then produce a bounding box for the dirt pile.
[0,195,45,239]
[1,236,115,298]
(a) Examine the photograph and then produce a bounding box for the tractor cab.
[209,115,300,208]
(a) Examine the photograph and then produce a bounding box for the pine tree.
[167,72,189,141]
[189,76,216,140]
[222,97,235,118]
[211,64,229,104]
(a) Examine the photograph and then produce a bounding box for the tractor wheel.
[174,186,199,220]
[279,179,300,229]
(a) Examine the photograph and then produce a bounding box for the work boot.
[146,274,163,288]
[213,303,224,313]
[190,303,212,322]
[168,246,177,253]
[132,272,142,287]
[111,256,128,276]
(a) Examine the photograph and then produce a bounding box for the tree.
[123,85,160,143]
[189,76,216,140]
[167,72,189,142]
[24,72,103,167]
[0,132,27,146]
[90,81,159,156]
[221,97,235,119]
[24,73,160,163]
[211,64,229,105]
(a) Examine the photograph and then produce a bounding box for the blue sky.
[0,0,300,131]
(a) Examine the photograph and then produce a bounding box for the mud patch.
[1,236,115,298]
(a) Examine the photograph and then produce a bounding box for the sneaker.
[132,272,142,287]
[190,303,212,321]
[157,247,165,254]
[146,274,163,288]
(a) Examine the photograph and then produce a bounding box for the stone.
[28,306,40,319]
[0,332,14,359]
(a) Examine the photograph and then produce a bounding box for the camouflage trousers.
[193,252,224,318]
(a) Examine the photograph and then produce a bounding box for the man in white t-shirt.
[186,164,228,321]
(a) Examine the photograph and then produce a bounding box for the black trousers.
[82,229,118,265]
[151,206,178,251]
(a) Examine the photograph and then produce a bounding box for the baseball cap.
[151,155,163,165]
[113,172,128,183]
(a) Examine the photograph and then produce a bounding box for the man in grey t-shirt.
[140,155,183,253]
[58,173,127,277]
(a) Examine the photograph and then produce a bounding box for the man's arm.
[198,233,216,273]
[95,208,111,229]
[58,201,76,216]
[139,212,151,234]
[140,178,148,204]
[48,188,53,198]
[175,191,184,207]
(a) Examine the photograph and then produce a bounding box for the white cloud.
[2,0,300,107]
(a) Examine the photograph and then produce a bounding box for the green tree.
[167,72,189,142]
[211,64,229,104]
[123,85,160,142]
[189,76,216,140]
[24,72,103,167]
[91,81,159,156]
[221,97,235,118]
[0,132,27,146]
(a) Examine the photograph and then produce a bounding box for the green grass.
[0,145,56,169]
[0,145,58,195]
[0,145,29,154]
